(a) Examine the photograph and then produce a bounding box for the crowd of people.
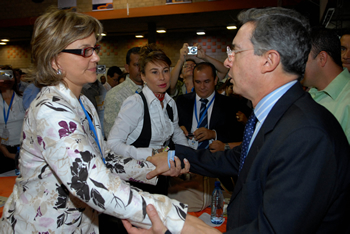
[1,5,350,234]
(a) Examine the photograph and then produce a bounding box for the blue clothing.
[22,83,40,110]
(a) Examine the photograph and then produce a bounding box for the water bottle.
[211,181,224,224]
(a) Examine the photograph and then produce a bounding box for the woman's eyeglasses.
[61,45,101,58]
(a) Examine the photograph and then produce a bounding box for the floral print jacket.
[0,83,187,234]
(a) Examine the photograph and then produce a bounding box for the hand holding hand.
[194,127,215,142]
[122,204,168,234]
[146,152,190,179]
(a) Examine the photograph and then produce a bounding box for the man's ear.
[214,76,218,85]
[261,50,280,74]
[317,51,328,67]
[124,64,130,73]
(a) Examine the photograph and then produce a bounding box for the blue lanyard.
[79,99,105,164]
[2,92,15,125]
[194,93,215,128]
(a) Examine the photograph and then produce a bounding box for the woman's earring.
[56,69,62,75]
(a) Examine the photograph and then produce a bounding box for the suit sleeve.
[175,144,240,177]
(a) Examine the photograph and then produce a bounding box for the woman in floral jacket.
[0,7,189,234]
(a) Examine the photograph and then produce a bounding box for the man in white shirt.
[104,47,143,138]
[103,66,123,92]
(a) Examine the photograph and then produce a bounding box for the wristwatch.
[224,143,230,150]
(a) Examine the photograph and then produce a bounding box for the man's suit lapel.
[185,92,196,131]
[230,82,306,199]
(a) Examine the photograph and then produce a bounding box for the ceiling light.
[0,42,6,45]
[226,25,237,30]
[156,29,166,33]
[196,31,205,35]
[135,35,144,38]
[1,39,9,42]
[101,33,106,36]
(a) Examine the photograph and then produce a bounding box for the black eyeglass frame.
[61,45,101,58]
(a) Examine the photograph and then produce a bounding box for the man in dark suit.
[176,62,246,149]
[170,62,243,207]
[125,7,350,234]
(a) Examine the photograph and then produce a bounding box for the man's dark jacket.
[175,83,350,233]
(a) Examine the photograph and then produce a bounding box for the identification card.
[188,137,198,149]
[1,126,9,143]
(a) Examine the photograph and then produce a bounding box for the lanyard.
[194,93,215,128]
[79,99,105,164]
[2,92,15,125]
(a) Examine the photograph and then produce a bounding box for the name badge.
[187,137,198,149]
[1,126,10,144]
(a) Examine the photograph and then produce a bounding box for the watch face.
[225,144,230,150]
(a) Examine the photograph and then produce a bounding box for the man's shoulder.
[105,81,135,101]
[176,92,195,102]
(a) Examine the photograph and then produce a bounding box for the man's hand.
[179,43,189,62]
[122,204,221,234]
[122,204,168,234]
[194,127,215,142]
[195,43,207,60]
[180,126,189,137]
[236,111,248,124]
[181,214,222,234]
[146,152,190,179]
[209,140,225,153]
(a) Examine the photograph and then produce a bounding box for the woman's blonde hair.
[30,7,103,87]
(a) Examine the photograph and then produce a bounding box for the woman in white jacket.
[0,7,189,234]
[107,44,189,195]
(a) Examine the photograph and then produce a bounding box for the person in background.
[81,79,107,138]
[0,7,190,233]
[100,75,106,84]
[13,68,29,92]
[340,29,350,71]
[104,47,143,138]
[117,72,127,85]
[107,44,189,195]
[103,66,123,91]
[168,43,229,99]
[22,82,41,110]
[303,28,350,143]
[0,65,25,174]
